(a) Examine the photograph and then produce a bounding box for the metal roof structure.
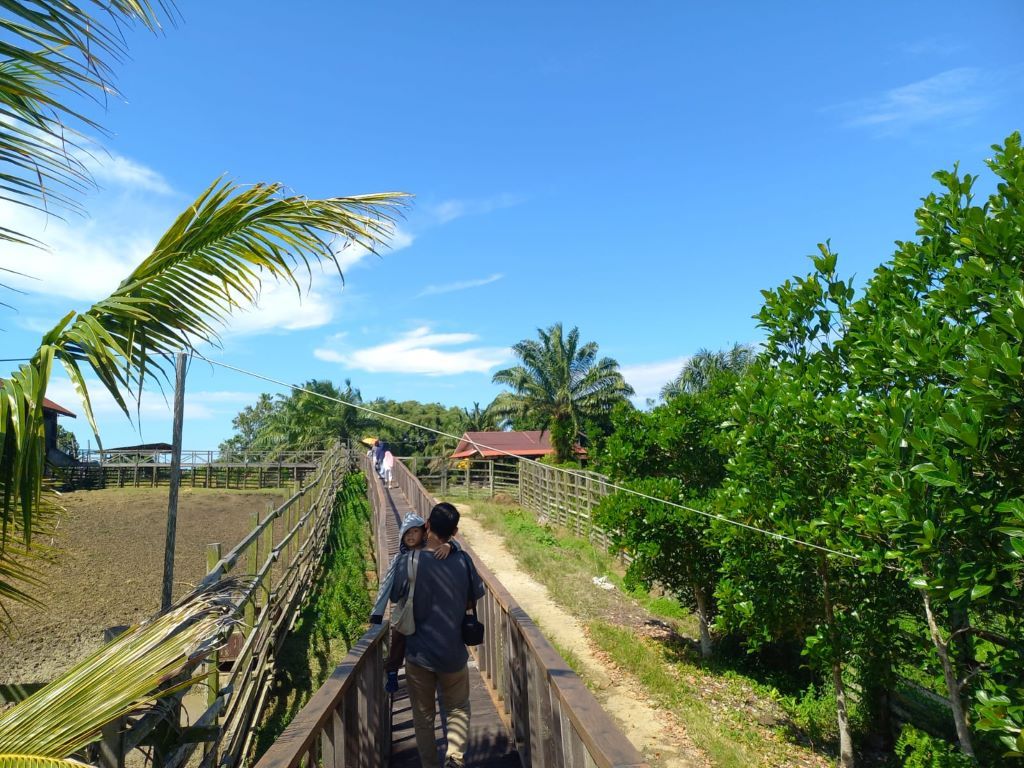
[451,430,557,459]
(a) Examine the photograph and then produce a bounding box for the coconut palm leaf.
[0,179,407,616]
[0,757,89,768]
[0,579,242,759]
[0,2,173,243]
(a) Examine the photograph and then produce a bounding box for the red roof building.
[451,430,586,460]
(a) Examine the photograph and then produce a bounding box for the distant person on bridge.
[369,513,457,693]
[390,502,484,768]
[382,448,396,488]
[373,439,386,475]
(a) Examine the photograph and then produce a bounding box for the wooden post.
[98,625,130,768]
[261,502,274,605]
[161,350,187,612]
[203,542,222,762]
[246,508,260,633]
[489,461,495,497]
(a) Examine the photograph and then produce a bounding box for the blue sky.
[2,1,1022,451]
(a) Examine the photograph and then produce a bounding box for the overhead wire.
[193,351,868,563]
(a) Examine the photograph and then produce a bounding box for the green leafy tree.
[364,399,467,457]
[491,323,634,462]
[595,368,742,657]
[219,393,275,455]
[846,134,1024,760]
[719,246,913,767]
[56,425,79,460]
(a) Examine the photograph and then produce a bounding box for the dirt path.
[456,510,708,768]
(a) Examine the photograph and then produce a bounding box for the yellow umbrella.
[360,436,377,446]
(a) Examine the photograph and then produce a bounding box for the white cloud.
[315,325,510,376]
[332,223,415,271]
[43,375,258,424]
[427,194,522,224]
[417,273,504,297]
[222,277,339,335]
[0,199,160,301]
[80,150,174,195]
[620,356,689,404]
[837,68,987,131]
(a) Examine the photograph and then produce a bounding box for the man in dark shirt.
[390,502,485,768]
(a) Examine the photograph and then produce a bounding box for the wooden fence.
[98,444,353,768]
[398,456,617,551]
[516,461,614,549]
[252,461,397,768]
[56,450,326,491]
[402,456,520,498]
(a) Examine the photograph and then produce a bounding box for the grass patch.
[452,498,641,624]
[589,621,815,768]
[457,495,832,768]
[250,474,374,759]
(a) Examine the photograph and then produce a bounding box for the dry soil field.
[1,487,286,684]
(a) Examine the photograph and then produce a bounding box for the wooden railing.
[252,462,397,768]
[392,458,648,768]
[402,456,521,498]
[252,624,390,768]
[100,444,353,768]
[257,457,647,768]
[62,449,326,490]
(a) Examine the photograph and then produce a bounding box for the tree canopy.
[491,322,634,462]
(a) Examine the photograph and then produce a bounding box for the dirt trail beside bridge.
[456,509,708,768]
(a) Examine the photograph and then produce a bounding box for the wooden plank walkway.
[373,476,520,768]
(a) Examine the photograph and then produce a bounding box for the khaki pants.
[404,661,470,767]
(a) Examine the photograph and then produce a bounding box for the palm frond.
[0,2,174,242]
[0,579,242,757]
[0,179,408,615]
[0,755,90,768]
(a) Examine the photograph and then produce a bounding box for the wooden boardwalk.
[374,477,520,768]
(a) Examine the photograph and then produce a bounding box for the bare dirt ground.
[1,487,285,684]
[456,511,709,768]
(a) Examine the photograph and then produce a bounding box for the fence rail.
[56,450,326,490]
[99,444,353,768]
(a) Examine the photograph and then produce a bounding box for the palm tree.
[461,401,501,433]
[660,343,758,400]
[491,323,634,463]
[1,179,406,615]
[259,379,369,455]
[0,179,405,766]
[0,3,405,764]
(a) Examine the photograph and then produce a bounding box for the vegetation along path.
[453,499,834,768]
[456,505,706,768]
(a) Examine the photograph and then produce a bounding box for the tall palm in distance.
[462,401,502,433]
[491,323,634,463]
[660,343,758,400]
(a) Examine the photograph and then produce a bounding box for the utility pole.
[161,350,188,612]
